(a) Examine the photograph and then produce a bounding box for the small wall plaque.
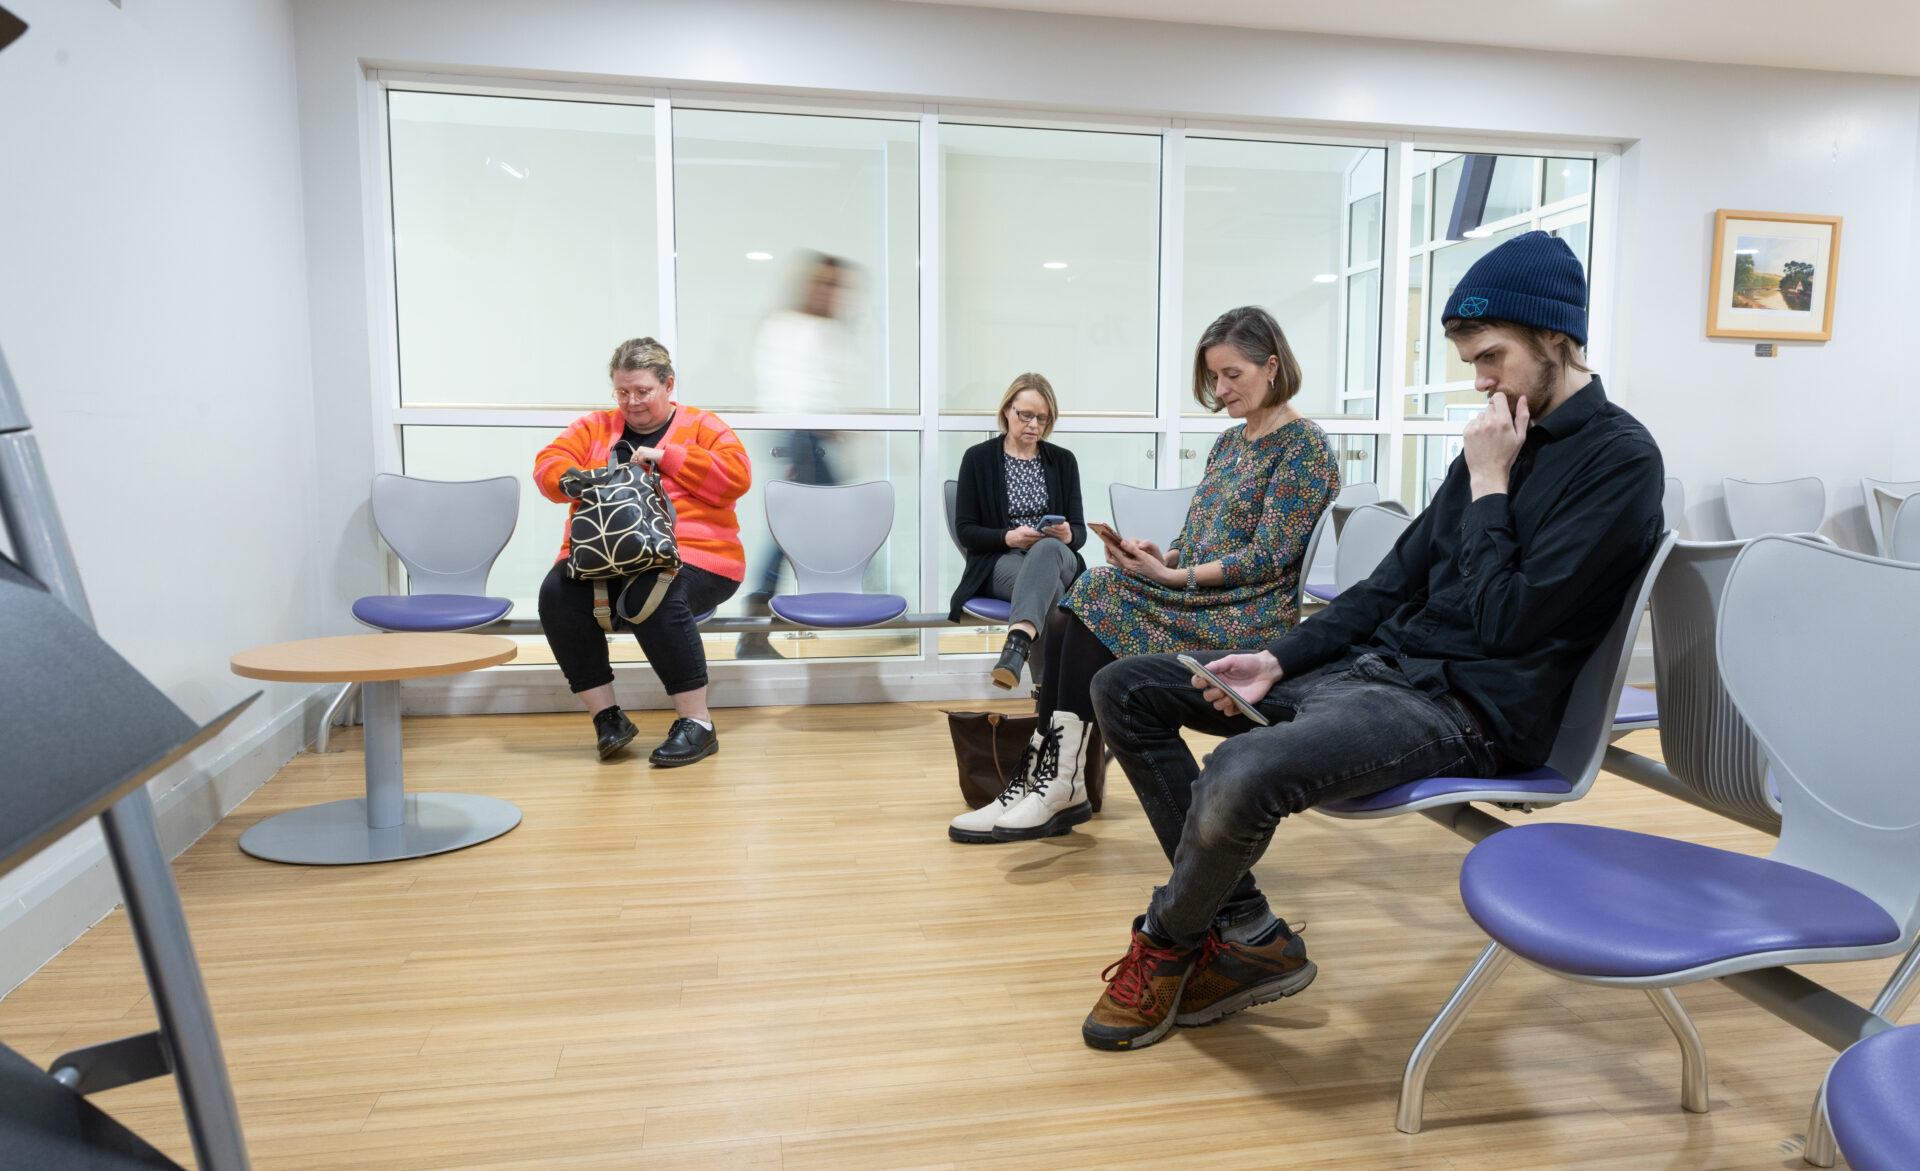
[1755,343,1776,357]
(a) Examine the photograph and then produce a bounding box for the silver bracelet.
[1186,564,1198,591]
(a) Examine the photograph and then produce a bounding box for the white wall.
[291,0,1920,622]
[0,0,320,992]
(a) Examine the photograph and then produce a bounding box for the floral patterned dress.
[1067,418,1340,656]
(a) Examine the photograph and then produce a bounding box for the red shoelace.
[1195,933,1228,972]
[1101,934,1183,1011]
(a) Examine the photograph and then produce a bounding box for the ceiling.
[885,0,1920,78]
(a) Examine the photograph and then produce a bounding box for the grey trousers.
[988,538,1078,683]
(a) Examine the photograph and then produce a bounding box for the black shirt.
[619,411,674,456]
[1267,376,1664,767]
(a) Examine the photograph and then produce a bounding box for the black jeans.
[538,562,739,696]
[1089,651,1502,950]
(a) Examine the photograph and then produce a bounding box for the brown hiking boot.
[1082,917,1197,1051]
[1174,925,1317,1028]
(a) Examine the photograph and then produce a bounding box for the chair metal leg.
[1397,941,1514,1134]
[1645,986,1710,1113]
[1802,939,1920,1166]
[315,681,358,754]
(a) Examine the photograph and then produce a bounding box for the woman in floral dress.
[961,306,1340,843]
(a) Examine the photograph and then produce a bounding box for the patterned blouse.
[1004,453,1048,530]
[1067,418,1340,657]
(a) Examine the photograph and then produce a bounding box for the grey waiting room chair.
[765,480,908,627]
[1304,482,1408,602]
[1332,501,1412,595]
[1662,476,1685,537]
[325,473,519,751]
[1723,475,1825,539]
[941,479,1011,625]
[1396,536,1920,1167]
[1865,479,1920,559]
[1889,493,1920,565]
[1109,483,1197,554]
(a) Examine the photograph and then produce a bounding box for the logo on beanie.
[1458,296,1490,317]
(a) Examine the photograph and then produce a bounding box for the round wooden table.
[230,633,520,865]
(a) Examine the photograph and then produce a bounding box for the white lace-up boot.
[992,712,1093,841]
[948,733,1041,844]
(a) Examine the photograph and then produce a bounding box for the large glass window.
[672,109,918,414]
[389,93,657,408]
[1183,139,1386,419]
[940,124,1160,415]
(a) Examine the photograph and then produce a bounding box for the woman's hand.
[1129,538,1170,567]
[1043,521,1072,543]
[1005,525,1043,550]
[1106,537,1181,586]
[629,446,666,466]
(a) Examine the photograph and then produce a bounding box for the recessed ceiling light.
[1312,273,1338,283]
[746,252,773,261]
[1042,261,1068,270]
[1562,168,1573,177]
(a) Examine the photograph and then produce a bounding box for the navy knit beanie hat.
[1441,230,1588,346]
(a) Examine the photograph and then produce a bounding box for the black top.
[619,411,674,455]
[950,436,1087,622]
[1267,377,1664,767]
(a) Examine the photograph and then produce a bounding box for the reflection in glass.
[1410,168,1429,249]
[1432,155,1463,241]
[673,109,918,413]
[1483,155,1537,224]
[942,124,1160,414]
[1345,268,1380,406]
[1545,158,1595,205]
[1183,138,1386,419]
[389,92,658,408]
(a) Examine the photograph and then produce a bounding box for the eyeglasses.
[1011,409,1053,427]
[614,385,666,403]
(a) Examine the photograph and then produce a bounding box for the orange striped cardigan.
[533,405,753,582]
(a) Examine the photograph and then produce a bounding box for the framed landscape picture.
[1707,210,1842,340]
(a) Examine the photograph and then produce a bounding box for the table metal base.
[237,793,521,865]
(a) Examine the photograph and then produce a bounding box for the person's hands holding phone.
[1193,650,1283,712]
[1005,525,1043,550]
[1043,521,1072,543]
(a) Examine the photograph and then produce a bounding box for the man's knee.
[1187,742,1276,849]
[1091,654,1188,733]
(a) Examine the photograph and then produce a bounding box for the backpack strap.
[592,580,615,633]
[619,569,677,626]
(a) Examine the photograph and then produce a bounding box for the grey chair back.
[766,479,893,594]
[368,473,519,595]
[1109,483,1197,553]
[1328,480,1387,537]
[1891,494,1920,564]
[1720,536,1920,941]
[1333,502,1413,595]
[1662,477,1685,537]
[1293,509,1332,613]
[941,479,965,556]
[1865,479,1920,558]
[1645,539,1779,830]
[1723,475,1825,539]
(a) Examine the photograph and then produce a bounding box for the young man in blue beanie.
[1079,231,1664,1051]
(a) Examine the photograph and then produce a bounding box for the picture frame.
[1706,210,1842,341]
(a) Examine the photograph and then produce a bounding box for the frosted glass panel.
[673,109,918,413]
[941,125,1160,415]
[389,92,657,407]
[935,432,1155,608]
[1183,138,1385,419]
[399,426,572,619]
[1402,434,1462,512]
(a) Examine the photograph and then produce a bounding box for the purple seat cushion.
[1303,582,1338,602]
[768,592,908,628]
[353,593,512,632]
[1320,766,1572,814]
[1461,823,1899,978]
[692,609,715,624]
[1614,685,1659,725]
[1829,1025,1920,1171]
[962,596,1012,623]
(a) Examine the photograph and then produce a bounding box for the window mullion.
[1378,139,1413,504]
[1155,126,1186,489]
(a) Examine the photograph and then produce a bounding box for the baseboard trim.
[0,686,327,998]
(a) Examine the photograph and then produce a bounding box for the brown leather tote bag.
[942,710,1107,813]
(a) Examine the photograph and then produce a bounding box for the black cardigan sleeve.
[954,442,1009,555]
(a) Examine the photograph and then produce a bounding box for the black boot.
[991,628,1032,691]
[650,717,719,767]
[592,705,638,761]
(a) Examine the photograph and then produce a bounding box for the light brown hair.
[608,337,675,383]
[1442,318,1591,375]
[996,373,1059,439]
[1191,306,1303,412]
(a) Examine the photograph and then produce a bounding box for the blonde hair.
[1191,306,1303,413]
[996,373,1059,439]
[608,337,674,383]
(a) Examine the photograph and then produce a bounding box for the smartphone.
[1087,521,1123,545]
[1039,514,1067,529]
[1177,654,1272,726]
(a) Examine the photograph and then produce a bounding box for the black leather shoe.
[593,705,637,761]
[650,717,718,767]
[990,628,1031,690]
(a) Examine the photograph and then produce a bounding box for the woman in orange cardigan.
[534,338,752,767]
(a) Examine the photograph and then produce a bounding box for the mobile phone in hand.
[1039,514,1066,529]
[1087,521,1122,545]
[1177,654,1272,726]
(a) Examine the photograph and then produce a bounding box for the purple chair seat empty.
[352,593,512,632]
[1303,582,1337,602]
[1614,685,1659,725]
[1827,1024,1920,1171]
[1460,822,1900,979]
[768,592,907,628]
[1319,766,1572,815]
[692,609,715,624]
[961,596,1011,623]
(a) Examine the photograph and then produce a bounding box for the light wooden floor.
[0,705,1894,1170]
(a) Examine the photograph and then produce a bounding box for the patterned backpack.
[567,446,681,631]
